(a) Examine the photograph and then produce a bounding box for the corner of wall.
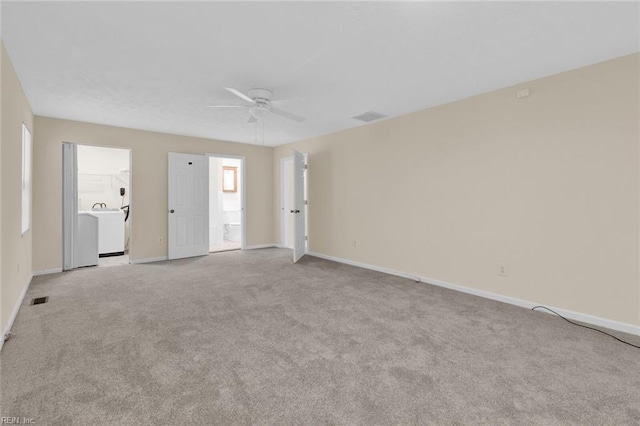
[1,40,35,337]
[0,38,4,332]
[271,54,640,327]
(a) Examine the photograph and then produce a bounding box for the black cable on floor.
[531,306,640,349]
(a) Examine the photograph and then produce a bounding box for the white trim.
[292,150,305,263]
[21,123,32,236]
[62,143,78,271]
[280,156,293,249]
[62,143,134,268]
[32,268,63,276]
[245,244,278,250]
[126,148,134,260]
[307,251,640,337]
[1,274,33,352]
[206,153,247,251]
[130,256,168,264]
[303,153,309,254]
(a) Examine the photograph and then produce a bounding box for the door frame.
[280,156,293,249]
[62,143,78,270]
[281,153,308,252]
[62,142,133,269]
[206,153,247,251]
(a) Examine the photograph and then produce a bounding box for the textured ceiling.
[2,2,638,146]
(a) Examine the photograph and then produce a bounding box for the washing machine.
[89,209,125,256]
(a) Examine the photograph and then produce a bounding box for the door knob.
[170,209,175,214]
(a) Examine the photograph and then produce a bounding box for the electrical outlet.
[498,264,507,277]
[158,236,164,244]
[352,240,357,247]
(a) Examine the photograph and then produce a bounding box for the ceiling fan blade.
[224,87,254,104]
[247,114,257,123]
[204,105,247,108]
[271,107,306,123]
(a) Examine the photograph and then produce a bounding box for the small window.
[22,124,32,234]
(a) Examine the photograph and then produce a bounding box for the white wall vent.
[352,111,387,122]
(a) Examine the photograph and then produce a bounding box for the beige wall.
[1,39,3,332]
[33,118,274,271]
[274,53,640,327]
[1,42,34,333]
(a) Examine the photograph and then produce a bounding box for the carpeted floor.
[1,248,638,425]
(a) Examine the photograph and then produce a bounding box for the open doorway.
[208,155,245,253]
[63,143,131,269]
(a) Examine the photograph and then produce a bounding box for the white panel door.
[293,150,306,262]
[168,152,209,260]
[62,143,78,270]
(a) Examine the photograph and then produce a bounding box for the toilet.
[223,210,241,242]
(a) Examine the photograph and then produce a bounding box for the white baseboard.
[273,244,294,249]
[307,251,640,337]
[245,244,278,250]
[130,256,168,264]
[1,273,34,352]
[32,268,63,276]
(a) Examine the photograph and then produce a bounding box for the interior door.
[293,150,306,262]
[168,152,209,260]
[62,143,78,270]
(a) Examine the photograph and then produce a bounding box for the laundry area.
[76,145,131,267]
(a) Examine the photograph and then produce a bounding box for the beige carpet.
[97,254,130,268]
[209,241,241,253]
[1,248,638,425]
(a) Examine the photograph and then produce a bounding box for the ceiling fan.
[205,87,305,123]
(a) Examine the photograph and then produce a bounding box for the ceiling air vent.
[352,111,387,123]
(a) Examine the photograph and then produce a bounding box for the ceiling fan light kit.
[249,104,271,120]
